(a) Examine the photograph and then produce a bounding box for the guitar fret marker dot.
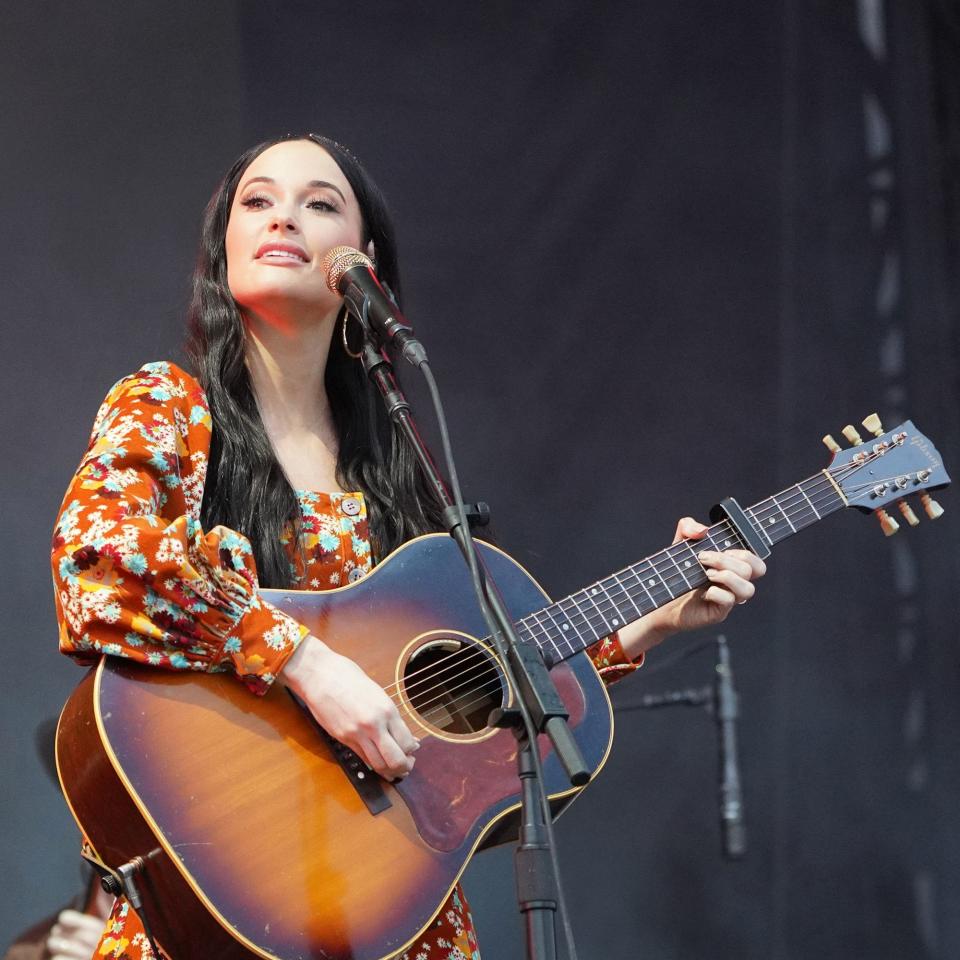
[648,578,656,587]
[612,618,619,626]
[684,560,692,568]
[562,623,569,631]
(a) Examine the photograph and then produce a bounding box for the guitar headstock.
[823,415,950,535]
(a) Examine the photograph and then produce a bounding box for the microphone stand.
[359,338,588,960]
[617,634,747,860]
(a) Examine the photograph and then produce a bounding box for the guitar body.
[56,535,614,960]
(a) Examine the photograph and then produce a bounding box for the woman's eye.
[240,194,271,209]
[307,198,338,213]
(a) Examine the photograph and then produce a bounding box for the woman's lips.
[254,242,309,263]
[258,253,307,266]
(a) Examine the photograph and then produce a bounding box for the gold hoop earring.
[341,312,364,359]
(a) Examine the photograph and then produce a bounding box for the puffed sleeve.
[51,361,308,695]
[587,633,644,684]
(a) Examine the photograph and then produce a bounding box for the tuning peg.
[876,509,900,536]
[822,434,842,455]
[920,492,944,520]
[897,500,920,526]
[842,425,864,446]
[862,413,884,437]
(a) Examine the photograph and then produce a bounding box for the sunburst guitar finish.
[56,535,614,960]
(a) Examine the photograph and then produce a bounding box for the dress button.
[347,567,365,583]
[341,497,362,517]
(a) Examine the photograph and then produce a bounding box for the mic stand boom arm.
[359,341,588,960]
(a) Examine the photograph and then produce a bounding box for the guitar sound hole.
[404,640,505,735]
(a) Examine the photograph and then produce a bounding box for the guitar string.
[409,455,935,722]
[407,461,892,720]
[376,448,920,712]
[414,668,507,728]
[390,533,825,722]
[421,457,932,718]
[403,472,852,720]
[382,519,801,715]
[381,458,891,711]
[384,464,851,703]
[385,473,858,714]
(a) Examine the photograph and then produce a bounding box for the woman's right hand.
[281,634,419,780]
[45,909,106,960]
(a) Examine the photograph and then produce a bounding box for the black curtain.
[1,2,957,957]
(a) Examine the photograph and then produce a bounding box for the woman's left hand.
[618,517,767,660]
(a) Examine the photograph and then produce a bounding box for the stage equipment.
[322,246,425,367]
[57,415,949,960]
[620,635,746,860]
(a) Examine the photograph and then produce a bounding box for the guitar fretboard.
[515,470,844,666]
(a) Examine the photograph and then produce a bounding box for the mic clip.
[441,502,491,533]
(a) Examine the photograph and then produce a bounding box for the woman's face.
[225,139,366,323]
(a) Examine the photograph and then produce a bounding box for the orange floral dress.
[52,362,641,960]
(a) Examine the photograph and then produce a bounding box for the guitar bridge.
[286,690,392,816]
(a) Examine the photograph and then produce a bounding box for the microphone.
[714,635,746,859]
[321,246,426,367]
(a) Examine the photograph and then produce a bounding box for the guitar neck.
[518,470,845,666]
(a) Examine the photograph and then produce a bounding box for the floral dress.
[52,362,642,960]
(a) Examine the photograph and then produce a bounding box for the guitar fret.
[771,493,797,533]
[751,498,785,541]
[640,556,676,601]
[568,592,604,643]
[784,485,819,532]
[678,541,710,587]
[664,545,694,589]
[549,603,578,654]
[794,480,825,528]
[537,607,575,659]
[608,571,645,620]
[541,605,573,653]
[799,485,822,518]
[623,565,657,610]
[755,512,775,547]
[521,468,855,666]
[594,580,627,630]
[557,595,597,644]
[709,524,742,551]
[758,476,843,546]
[515,620,537,646]
[522,610,554,652]
[584,585,616,634]
[726,525,744,548]
[541,633,565,665]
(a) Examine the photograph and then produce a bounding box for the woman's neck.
[243,310,336,434]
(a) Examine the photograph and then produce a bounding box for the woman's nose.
[269,212,299,233]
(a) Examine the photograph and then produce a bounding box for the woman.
[52,134,765,960]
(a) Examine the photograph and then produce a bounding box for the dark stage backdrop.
[2,2,957,958]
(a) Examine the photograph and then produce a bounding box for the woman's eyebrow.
[240,176,347,204]
[308,180,347,203]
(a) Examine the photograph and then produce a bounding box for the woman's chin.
[238,297,340,335]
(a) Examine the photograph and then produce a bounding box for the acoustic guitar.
[56,417,949,960]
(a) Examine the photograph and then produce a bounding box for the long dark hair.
[186,134,443,587]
